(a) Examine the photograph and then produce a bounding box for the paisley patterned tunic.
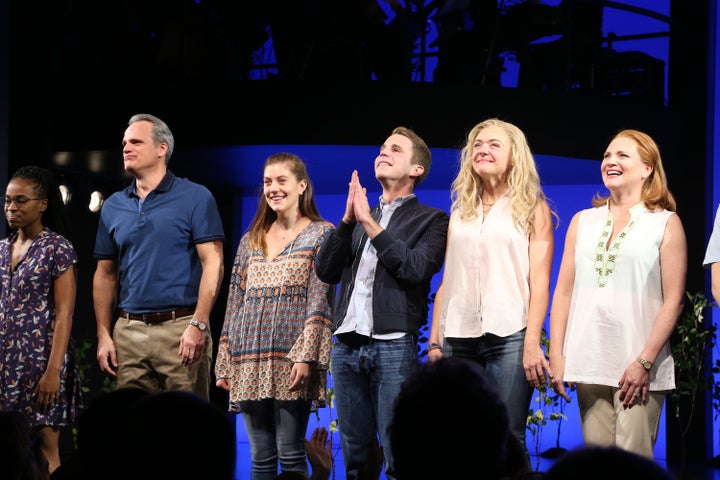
[0,228,82,427]
[215,221,335,412]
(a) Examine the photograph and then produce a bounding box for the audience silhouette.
[543,445,677,479]
[389,357,537,479]
[50,387,150,479]
[50,373,683,480]
[51,388,235,480]
[0,410,49,480]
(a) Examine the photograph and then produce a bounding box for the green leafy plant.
[314,363,339,479]
[527,385,568,470]
[75,335,116,396]
[526,327,571,471]
[71,335,116,447]
[670,291,718,467]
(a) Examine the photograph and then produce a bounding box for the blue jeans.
[444,329,532,453]
[239,398,312,480]
[331,335,418,480]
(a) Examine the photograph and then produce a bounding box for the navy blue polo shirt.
[93,171,224,313]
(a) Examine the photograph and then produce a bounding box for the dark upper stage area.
[7,1,703,170]
[5,1,709,263]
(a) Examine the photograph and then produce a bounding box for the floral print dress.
[0,228,82,427]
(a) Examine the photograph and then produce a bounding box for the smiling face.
[263,161,307,215]
[471,125,512,181]
[375,133,422,185]
[4,178,47,231]
[602,136,653,194]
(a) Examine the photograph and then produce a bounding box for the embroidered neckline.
[594,203,643,287]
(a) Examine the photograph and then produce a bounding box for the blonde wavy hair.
[451,118,556,234]
[592,129,676,212]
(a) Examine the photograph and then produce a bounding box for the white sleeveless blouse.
[563,202,675,390]
[438,195,530,342]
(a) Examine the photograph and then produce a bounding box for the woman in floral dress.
[0,166,82,475]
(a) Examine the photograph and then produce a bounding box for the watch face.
[191,320,206,331]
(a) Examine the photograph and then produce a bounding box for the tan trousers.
[576,383,665,459]
[113,315,212,400]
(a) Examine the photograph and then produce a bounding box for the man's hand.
[179,325,207,366]
[96,334,118,377]
[342,170,360,224]
[343,170,370,223]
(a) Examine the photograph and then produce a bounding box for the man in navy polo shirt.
[93,113,225,400]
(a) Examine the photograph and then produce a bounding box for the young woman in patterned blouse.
[215,152,335,480]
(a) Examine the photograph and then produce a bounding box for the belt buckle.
[140,312,164,324]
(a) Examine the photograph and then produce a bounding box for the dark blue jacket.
[315,197,449,335]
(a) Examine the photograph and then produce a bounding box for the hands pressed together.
[342,170,372,225]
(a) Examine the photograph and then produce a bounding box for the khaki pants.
[576,383,665,459]
[113,315,212,400]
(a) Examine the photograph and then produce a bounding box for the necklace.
[594,211,637,287]
[274,218,307,241]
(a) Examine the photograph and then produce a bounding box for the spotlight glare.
[59,185,72,205]
[53,152,71,166]
[89,191,104,212]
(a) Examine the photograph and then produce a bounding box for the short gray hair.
[128,113,175,162]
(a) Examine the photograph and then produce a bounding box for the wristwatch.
[189,319,207,332]
[637,356,653,371]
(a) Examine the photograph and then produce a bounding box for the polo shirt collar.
[126,170,176,197]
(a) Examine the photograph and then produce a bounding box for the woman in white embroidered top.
[548,129,687,459]
[427,118,557,457]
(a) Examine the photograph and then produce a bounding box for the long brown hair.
[246,153,323,254]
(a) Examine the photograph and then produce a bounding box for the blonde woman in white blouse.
[548,129,687,459]
[428,118,557,457]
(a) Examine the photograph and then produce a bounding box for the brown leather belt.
[119,307,195,324]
